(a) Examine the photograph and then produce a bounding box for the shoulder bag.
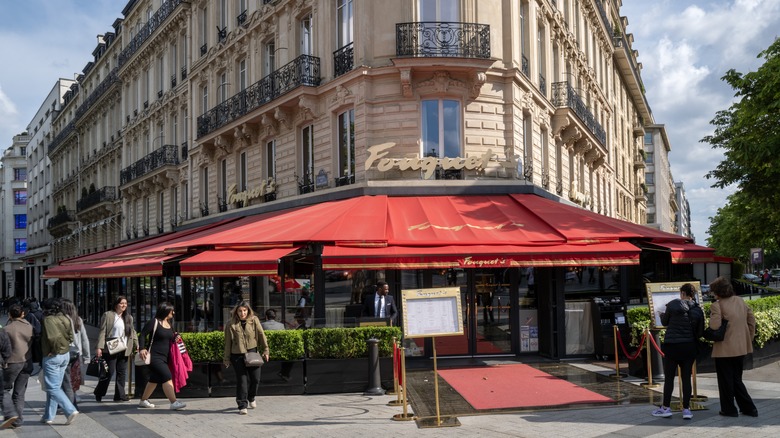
[243,318,265,367]
[134,319,158,366]
[68,317,80,364]
[703,318,729,342]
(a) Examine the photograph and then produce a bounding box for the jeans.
[43,353,77,421]
[2,362,31,421]
[230,353,262,409]
[94,352,128,400]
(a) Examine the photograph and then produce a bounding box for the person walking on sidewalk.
[224,301,269,415]
[0,323,14,428]
[651,283,704,420]
[94,296,137,402]
[2,304,33,429]
[40,298,79,425]
[709,276,758,418]
[60,299,89,408]
[137,302,186,411]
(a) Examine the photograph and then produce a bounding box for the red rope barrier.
[647,331,665,358]
[616,328,646,361]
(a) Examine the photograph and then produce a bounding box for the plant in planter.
[303,326,402,394]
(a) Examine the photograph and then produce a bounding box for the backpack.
[688,302,705,339]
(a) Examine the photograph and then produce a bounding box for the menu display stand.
[402,287,464,428]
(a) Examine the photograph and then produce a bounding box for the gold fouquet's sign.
[365,142,519,179]
[227,178,276,205]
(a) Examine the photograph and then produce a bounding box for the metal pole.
[363,338,384,396]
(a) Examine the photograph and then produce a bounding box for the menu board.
[402,287,463,338]
[646,281,702,329]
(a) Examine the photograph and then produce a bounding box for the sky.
[1,0,779,246]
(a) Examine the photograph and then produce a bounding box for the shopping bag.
[86,356,110,380]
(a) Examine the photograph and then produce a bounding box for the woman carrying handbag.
[224,301,269,415]
[136,302,186,411]
[94,296,137,402]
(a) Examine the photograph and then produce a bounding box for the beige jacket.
[97,311,138,357]
[224,316,269,360]
[710,296,755,358]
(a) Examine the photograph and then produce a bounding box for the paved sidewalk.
[1,358,777,437]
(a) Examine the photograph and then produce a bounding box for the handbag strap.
[146,319,158,351]
[241,317,256,351]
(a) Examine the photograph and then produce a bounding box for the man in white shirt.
[361,281,398,325]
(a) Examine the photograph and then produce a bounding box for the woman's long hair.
[112,295,133,337]
[61,298,81,332]
[230,301,255,325]
[155,302,175,321]
[42,297,63,317]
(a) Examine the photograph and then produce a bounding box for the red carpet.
[437,364,613,410]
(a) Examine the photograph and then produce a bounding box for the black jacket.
[0,330,12,366]
[661,299,701,344]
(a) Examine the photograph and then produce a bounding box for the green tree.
[704,38,780,263]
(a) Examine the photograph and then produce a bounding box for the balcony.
[77,186,117,212]
[551,82,606,145]
[335,174,355,187]
[634,153,646,169]
[48,121,75,154]
[171,74,177,88]
[197,54,321,138]
[396,22,490,59]
[181,141,188,160]
[120,144,179,185]
[47,209,77,236]
[117,0,185,67]
[237,10,247,26]
[334,42,354,77]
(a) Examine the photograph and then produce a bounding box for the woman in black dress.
[137,303,186,410]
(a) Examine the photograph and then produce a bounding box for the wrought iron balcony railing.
[396,22,490,59]
[120,144,179,185]
[48,121,75,154]
[237,10,247,26]
[117,0,184,67]
[551,82,607,145]
[197,54,321,138]
[77,186,117,212]
[48,210,76,229]
[334,42,354,77]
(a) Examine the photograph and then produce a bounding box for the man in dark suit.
[361,281,398,325]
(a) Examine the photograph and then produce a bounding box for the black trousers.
[661,342,696,409]
[714,355,756,415]
[94,352,128,400]
[230,353,262,409]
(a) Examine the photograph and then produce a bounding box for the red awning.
[322,242,640,269]
[43,256,176,279]
[652,242,717,264]
[179,247,300,277]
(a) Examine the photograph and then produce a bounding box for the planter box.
[210,360,305,397]
[305,357,394,394]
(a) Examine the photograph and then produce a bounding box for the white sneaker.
[138,400,156,409]
[65,411,79,425]
[170,400,186,411]
[238,408,248,415]
[249,401,257,409]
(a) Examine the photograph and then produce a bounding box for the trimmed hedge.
[180,326,400,362]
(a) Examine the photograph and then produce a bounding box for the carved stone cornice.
[261,113,278,138]
[274,107,291,130]
[297,95,318,122]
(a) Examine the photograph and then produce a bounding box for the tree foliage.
[704,38,780,262]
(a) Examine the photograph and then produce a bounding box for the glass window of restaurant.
[562,266,622,357]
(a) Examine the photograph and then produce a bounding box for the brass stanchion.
[392,346,414,421]
[640,328,660,388]
[609,325,627,378]
[388,339,402,406]
[690,361,708,403]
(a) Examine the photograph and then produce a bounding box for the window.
[301,125,314,185]
[15,214,27,229]
[421,99,461,158]
[300,12,313,56]
[171,186,179,225]
[420,0,459,21]
[265,140,276,180]
[13,168,27,181]
[645,173,655,185]
[647,194,655,205]
[337,0,353,47]
[202,167,210,212]
[647,213,656,224]
[14,190,26,205]
[218,72,228,103]
[338,109,355,183]
[20,146,27,156]
[238,59,247,91]
[158,192,164,231]
[14,239,26,254]
[644,132,653,144]
[645,152,653,164]
[239,151,247,191]
[264,40,276,74]
[201,85,209,114]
